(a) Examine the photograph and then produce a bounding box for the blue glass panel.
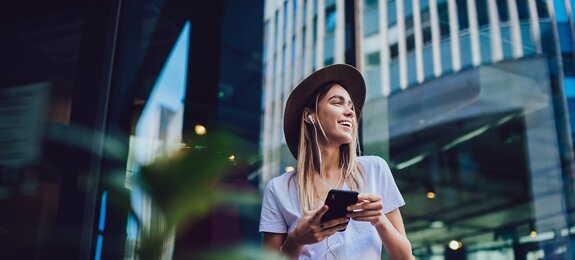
[388,0,397,26]
[459,32,472,69]
[423,45,434,79]
[440,39,452,73]
[558,23,573,52]
[520,23,535,56]
[390,60,401,93]
[479,28,491,64]
[407,52,417,86]
[501,25,513,60]
[363,7,379,36]
[366,66,382,99]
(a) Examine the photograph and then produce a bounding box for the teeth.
[339,121,352,127]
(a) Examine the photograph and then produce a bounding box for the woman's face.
[315,84,356,146]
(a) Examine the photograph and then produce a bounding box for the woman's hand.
[289,205,350,245]
[346,194,384,226]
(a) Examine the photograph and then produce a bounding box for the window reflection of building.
[262,0,575,258]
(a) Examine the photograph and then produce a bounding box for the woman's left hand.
[346,194,384,226]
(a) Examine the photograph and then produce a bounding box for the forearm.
[374,216,412,259]
[281,231,304,259]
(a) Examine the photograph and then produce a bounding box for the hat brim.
[283,64,366,159]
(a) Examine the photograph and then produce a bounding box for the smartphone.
[320,189,359,231]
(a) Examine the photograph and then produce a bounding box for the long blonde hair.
[289,83,364,213]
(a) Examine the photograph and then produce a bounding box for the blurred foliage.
[130,130,268,259]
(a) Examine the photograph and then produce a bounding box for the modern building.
[262,0,575,258]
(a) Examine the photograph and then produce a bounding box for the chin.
[337,136,353,145]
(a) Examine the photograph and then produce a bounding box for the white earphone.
[308,114,315,124]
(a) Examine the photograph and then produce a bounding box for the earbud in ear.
[308,114,315,124]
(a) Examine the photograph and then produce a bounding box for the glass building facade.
[263,0,575,258]
[0,0,264,259]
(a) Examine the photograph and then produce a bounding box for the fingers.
[347,200,383,211]
[311,205,329,223]
[320,221,349,235]
[357,193,381,203]
[351,216,381,224]
[347,209,381,218]
[321,217,349,229]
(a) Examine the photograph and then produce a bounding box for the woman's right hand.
[289,205,350,245]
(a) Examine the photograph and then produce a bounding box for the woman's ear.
[304,109,315,125]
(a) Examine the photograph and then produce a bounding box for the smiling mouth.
[338,121,353,130]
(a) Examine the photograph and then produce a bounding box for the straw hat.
[283,64,366,159]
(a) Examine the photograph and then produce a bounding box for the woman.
[259,64,412,259]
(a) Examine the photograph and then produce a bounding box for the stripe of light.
[397,154,426,170]
[413,0,425,82]
[507,0,524,58]
[335,0,345,63]
[487,0,503,62]
[316,0,326,69]
[263,11,275,183]
[467,0,481,66]
[380,0,391,95]
[448,0,461,71]
[397,0,408,89]
[285,0,293,92]
[565,0,575,55]
[294,0,304,83]
[527,0,542,53]
[274,2,284,175]
[443,125,490,151]
[429,0,443,77]
[304,0,314,75]
[95,235,103,260]
[98,191,108,232]
[357,0,365,72]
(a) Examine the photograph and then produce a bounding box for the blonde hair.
[289,83,364,213]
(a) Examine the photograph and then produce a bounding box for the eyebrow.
[329,95,354,107]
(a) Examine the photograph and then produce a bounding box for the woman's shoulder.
[264,170,296,191]
[358,155,389,168]
[358,155,392,179]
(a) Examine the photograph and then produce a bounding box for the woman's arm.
[348,194,412,259]
[263,231,305,259]
[262,205,349,259]
[263,232,286,253]
[374,208,412,260]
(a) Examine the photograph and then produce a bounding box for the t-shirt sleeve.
[259,178,288,233]
[378,157,405,214]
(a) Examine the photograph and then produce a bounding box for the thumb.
[312,205,329,221]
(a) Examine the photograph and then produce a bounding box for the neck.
[318,145,341,178]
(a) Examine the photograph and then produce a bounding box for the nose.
[344,107,354,118]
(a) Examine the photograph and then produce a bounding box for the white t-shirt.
[259,156,405,260]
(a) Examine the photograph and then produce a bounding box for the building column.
[487,0,503,62]
[467,0,481,66]
[413,0,425,82]
[429,0,442,77]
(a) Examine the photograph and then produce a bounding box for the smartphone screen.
[320,189,359,231]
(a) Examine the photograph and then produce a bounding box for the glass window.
[390,60,401,92]
[536,0,549,18]
[390,43,399,60]
[421,9,432,45]
[516,0,530,20]
[389,0,397,26]
[497,0,509,22]
[456,0,469,30]
[476,0,489,27]
[326,6,336,33]
[363,1,379,36]
[438,3,450,37]
[407,52,417,86]
[293,0,298,36]
[367,51,381,66]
